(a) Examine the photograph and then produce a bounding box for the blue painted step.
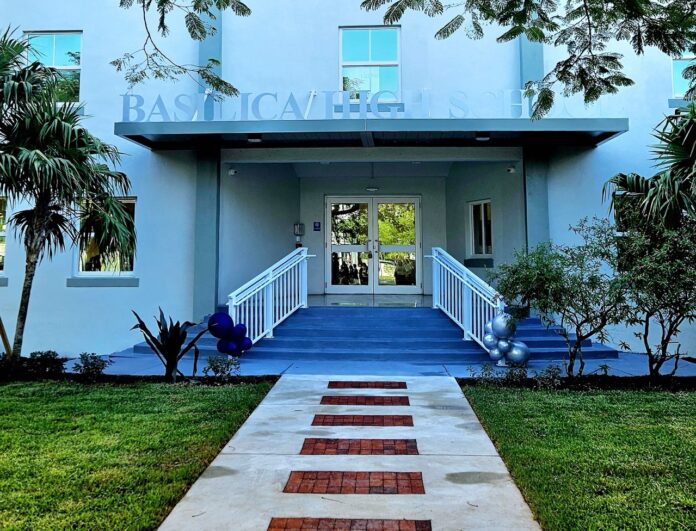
[134,306,618,361]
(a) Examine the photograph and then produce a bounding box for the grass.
[462,385,696,530]
[0,380,273,530]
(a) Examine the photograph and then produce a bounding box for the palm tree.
[605,104,696,227]
[0,31,135,358]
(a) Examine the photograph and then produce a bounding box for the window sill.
[0,277,7,287]
[464,258,494,268]
[66,276,139,288]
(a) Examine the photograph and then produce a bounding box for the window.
[26,32,82,102]
[470,200,493,257]
[340,27,400,101]
[673,51,694,97]
[78,199,135,274]
[0,198,6,273]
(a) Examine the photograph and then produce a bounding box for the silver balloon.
[492,313,517,339]
[483,333,498,349]
[497,338,512,354]
[488,347,505,362]
[506,340,530,365]
[484,321,494,335]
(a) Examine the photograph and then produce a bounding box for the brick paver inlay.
[312,414,414,427]
[328,381,408,389]
[283,471,425,495]
[268,518,432,530]
[320,395,410,406]
[300,438,419,455]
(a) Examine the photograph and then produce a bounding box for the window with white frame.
[673,51,694,97]
[78,198,135,274]
[0,198,7,273]
[340,27,400,101]
[26,32,82,103]
[469,200,493,257]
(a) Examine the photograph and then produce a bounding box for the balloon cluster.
[207,312,253,357]
[483,313,531,365]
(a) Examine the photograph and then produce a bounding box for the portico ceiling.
[114,118,629,151]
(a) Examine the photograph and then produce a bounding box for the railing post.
[464,284,473,340]
[300,255,308,309]
[432,250,440,309]
[264,272,274,338]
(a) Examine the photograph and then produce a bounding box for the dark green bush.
[25,351,67,377]
[73,353,113,379]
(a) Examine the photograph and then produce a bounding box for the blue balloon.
[488,347,505,362]
[240,337,253,352]
[208,312,234,339]
[233,323,248,340]
[507,340,530,365]
[497,339,512,354]
[217,338,238,355]
[483,333,498,349]
[492,314,516,339]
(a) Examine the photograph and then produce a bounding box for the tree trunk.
[12,249,40,359]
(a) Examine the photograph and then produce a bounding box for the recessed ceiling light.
[412,161,421,165]
[247,133,263,144]
[475,132,491,142]
[366,187,379,192]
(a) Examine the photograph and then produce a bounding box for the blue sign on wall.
[314,222,321,232]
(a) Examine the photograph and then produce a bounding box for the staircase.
[133,306,618,362]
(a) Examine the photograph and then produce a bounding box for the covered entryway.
[326,196,421,294]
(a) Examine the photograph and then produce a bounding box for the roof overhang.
[114,117,629,151]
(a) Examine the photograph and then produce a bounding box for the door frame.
[324,195,423,295]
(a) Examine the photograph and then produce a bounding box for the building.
[1,0,692,356]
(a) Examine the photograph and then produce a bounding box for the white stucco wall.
[218,164,300,303]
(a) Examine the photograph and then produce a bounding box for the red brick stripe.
[328,381,408,389]
[312,415,414,427]
[283,471,425,495]
[301,438,419,455]
[320,395,410,406]
[268,518,432,530]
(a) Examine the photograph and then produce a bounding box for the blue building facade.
[0,0,691,356]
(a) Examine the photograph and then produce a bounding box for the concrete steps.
[133,306,618,361]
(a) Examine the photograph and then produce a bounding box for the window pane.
[378,66,399,94]
[342,66,371,99]
[27,34,53,63]
[55,70,80,103]
[378,203,415,245]
[331,252,369,286]
[371,28,398,61]
[79,201,135,273]
[379,252,416,286]
[472,204,483,255]
[674,59,692,96]
[484,202,492,255]
[331,203,368,245]
[342,29,369,62]
[0,236,5,272]
[54,33,81,66]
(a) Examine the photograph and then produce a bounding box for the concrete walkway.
[160,375,539,530]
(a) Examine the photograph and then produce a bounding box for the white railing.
[228,248,313,344]
[429,247,505,351]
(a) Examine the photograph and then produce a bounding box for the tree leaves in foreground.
[114,0,251,96]
[361,0,696,119]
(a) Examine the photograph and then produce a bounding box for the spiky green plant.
[132,309,208,382]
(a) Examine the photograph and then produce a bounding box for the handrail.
[228,248,314,344]
[428,247,505,351]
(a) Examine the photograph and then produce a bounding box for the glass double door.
[326,196,422,294]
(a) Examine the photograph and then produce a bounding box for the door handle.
[366,240,373,259]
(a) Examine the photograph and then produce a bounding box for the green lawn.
[0,380,273,530]
[463,385,696,530]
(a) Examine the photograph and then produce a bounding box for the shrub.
[492,218,628,377]
[73,353,113,379]
[534,365,563,390]
[25,351,66,377]
[203,355,240,382]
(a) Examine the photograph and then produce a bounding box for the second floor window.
[341,27,400,101]
[673,51,694,97]
[470,200,493,257]
[27,32,82,103]
[0,198,6,273]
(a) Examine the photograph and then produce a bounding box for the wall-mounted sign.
[313,222,321,232]
[120,88,557,123]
